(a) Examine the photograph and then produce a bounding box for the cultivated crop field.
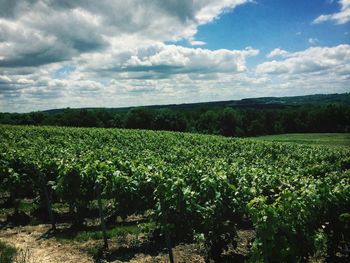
[0,125,349,262]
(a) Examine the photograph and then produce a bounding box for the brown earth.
[0,224,93,263]
[0,223,208,263]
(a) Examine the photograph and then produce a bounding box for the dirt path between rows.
[1,223,254,262]
[0,224,93,263]
[0,224,207,263]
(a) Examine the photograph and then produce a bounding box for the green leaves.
[0,125,349,261]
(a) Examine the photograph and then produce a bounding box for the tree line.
[0,104,349,137]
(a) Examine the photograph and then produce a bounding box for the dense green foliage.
[1,103,350,137]
[0,125,349,261]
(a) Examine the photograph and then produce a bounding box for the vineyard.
[0,125,349,262]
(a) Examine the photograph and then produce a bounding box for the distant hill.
[2,92,349,137]
[43,93,350,114]
[239,93,350,106]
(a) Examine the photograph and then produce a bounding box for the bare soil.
[108,244,205,263]
[0,223,208,263]
[0,224,93,263]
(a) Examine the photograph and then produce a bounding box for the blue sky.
[179,0,349,60]
[195,0,349,50]
[0,0,349,112]
[199,0,349,81]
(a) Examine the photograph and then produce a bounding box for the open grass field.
[255,133,350,147]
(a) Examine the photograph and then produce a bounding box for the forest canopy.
[1,103,349,137]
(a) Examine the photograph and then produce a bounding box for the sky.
[0,0,349,112]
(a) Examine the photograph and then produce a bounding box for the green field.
[1,125,349,262]
[255,133,350,147]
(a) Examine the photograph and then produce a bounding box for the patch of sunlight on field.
[255,133,350,147]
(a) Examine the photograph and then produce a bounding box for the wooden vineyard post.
[44,184,56,231]
[160,199,174,263]
[96,182,108,249]
[41,177,56,231]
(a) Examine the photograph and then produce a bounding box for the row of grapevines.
[0,125,349,261]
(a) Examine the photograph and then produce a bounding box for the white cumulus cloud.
[267,48,290,58]
[257,44,350,75]
[78,44,260,77]
[313,0,350,24]
[0,0,349,112]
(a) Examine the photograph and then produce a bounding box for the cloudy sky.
[0,0,349,112]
